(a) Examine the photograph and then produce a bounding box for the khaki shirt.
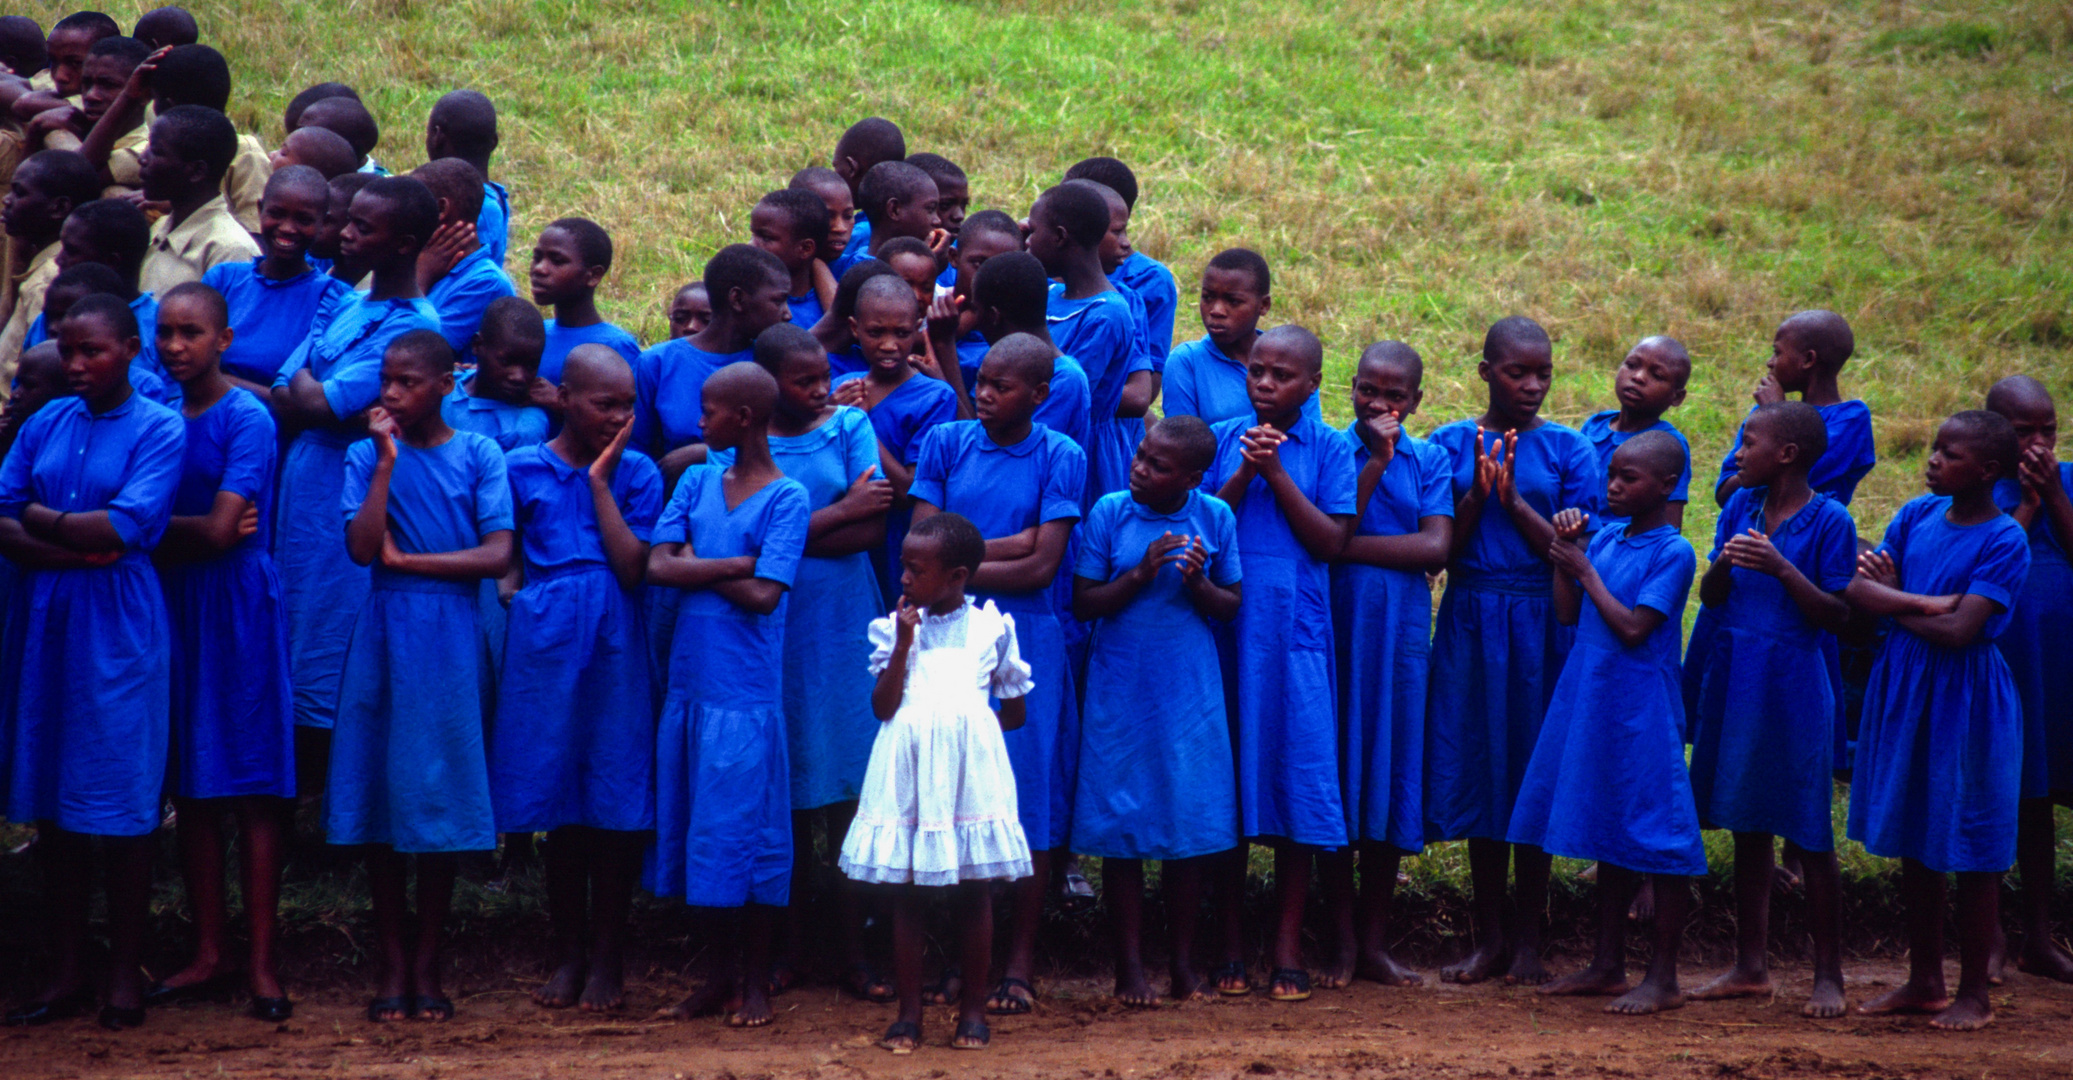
[223,133,271,234]
[102,123,147,196]
[139,195,260,295]
[0,241,60,399]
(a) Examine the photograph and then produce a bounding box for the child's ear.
[217,325,236,351]
[1258,293,1272,317]
[1030,377,1051,406]
[1476,359,1492,384]
[1670,386,1688,408]
[583,264,606,290]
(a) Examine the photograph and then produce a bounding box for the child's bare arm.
[806,465,891,557]
[982,525,1039,562]
[1117,370,1156,419]
[1550,528,1666,646]
[872,600,918,720]
[1072,531,1186,621]
[19,502,129,554]
[970,519,1074,594]
[158,491,258,564]
[344,415,399,566]
[2023,448,2073,556]
[1844,549,1963,619]
[1892,593,2001,650]
[645,541,755,589]
[1249,430,1351,561]
[1719,529,1850,632]
[0,515,118,568]
[589,420,650,593]
[1341,516,1451,573]
[712,576,787,615]
[382,528,514,582]
[1547,509,1589,626]
[1697,548,1735,607]
[811,258,838,314]
[996,696,1026,732]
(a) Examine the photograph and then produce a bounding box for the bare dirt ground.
[4,961,2069,1080]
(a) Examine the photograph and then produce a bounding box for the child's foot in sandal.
[841,963,896,1004]
[952,1018,991,1049]
[985,976,1034,1015]
[922,965,963,1006]
[1212,961,1253,996]
[879,1019,920,1054]
[1267,968,1311,1002]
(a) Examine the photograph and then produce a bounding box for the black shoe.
[143,973,236,1007]
[3,987,93,1026]
[97,1004,146,1031]
[248,996,293,1022]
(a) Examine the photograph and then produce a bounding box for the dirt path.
[4,964,2069,1079]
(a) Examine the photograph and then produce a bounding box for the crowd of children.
[0,5,2067,1054]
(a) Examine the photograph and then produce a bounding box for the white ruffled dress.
[839,598,1035,886]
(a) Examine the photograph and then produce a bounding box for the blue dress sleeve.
[631,346,664,455]
[339,440,375,524]
[1200,420,1242,495]
[1635,537,1697,617]
[652,470,695,545]
[272,336,312,388]
[1668,426,1693,503]
[1416,442,1456,520]
[906,385,958,466]
[1823,405,1877,504]
[1812,502,1859,593]
[0,408,47,517]
[839,408,879,482]
[1968,522,2031,612]
[753,481,809,588]
[1313,428,1358,517]
[319,353,383,421]
[470,437,515,536]
[908,426,950,509]
[1039,437,1088,523]
[1875,498,1920,564]
[1164,353,1198,420]
[1071,495,1117,581]
[106,410,186,550]
[1207,495,1243,586]
[618,453,665,543]
[216,400,278,503]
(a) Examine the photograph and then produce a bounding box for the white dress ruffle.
[839,598,1034,886]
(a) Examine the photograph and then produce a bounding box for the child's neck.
[724,434,781,479]
[1141,488,1188,516]
[869,361,915,388]
[1218,327,1259,363]
[259,247,311,281]
[1056,250,1113,301]
[1760,469,1815,517]
[982,415,1034,447]
[86,379,135,414]
[1255,405,1302,432]
[546,429,601,468]
[397,413,454,449]
[768,404,827,438]
[1797,370,1843,408]
[1622,502,1672,534]
[690,315,753,354]
[178,367,232,415]
[163,186,212,231]
[787,263,813,299]
[924,592,963,616]
[1946,484,2001,526]
[1612,404,1665,433]
[1478,405,1544,432]
[365,257,424,302]
[553,294,602,328]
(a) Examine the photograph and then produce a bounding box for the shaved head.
[1631,334,1692,387]
[278,126,359,179]
[1986,374,2054,418]
[1749,401,1829,466]
[1359,340,1423,383]
[1613,428,1687,483]
[1778,310,1854,371]
[560,343,633,394]
[1258,325,1324,376]
[980,332,1056,389]
[703,360,779,423]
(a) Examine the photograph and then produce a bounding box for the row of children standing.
[0,10,2067,1052]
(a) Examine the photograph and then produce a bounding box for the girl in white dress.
[840,512,1033,1053]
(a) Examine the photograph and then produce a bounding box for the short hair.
[15,341,62,381]
[834,117,906,170]
[702,243,788,304]
[959,209,1021,248]
[66,197,151,285]
[1750,401,1828,466]
[284,81,358,131]
[0,17,48,76]
[1063,156,1139,210]
[703,360,778,422]
[753,322,825,375]
[1066,177,1125,216]
[973,250,1050,329]
[560,343,631,390]
[1483,315,1551,364]
[545,216,613,271]
[47,260,125,301]
[1985,374,2054,418]
[299,96,379,160]
[262,162,329,206]
[1614,429,1687,483]
[1359,340,1424,385]
[151,104,237,185]
[1033,183,1108,248]
[854,272,917,318]
[1149,414,1217,472]
[1631,335,1693,388]
[831,258,898,323]
[280,126,359,179]
[1258,325,1324,375]
[327,169,376,208]
[18,149,101,210]
[149,43,229,110]
[905,152,966,188]
[1945,409,2021,477]
[51,12,121,39]
[384,327,454,377]
[788,165,846,197]
[1205,248,1271,296]
[857,160,933,228]
[86,34,150,71]
[61,292,138,341]
[1778,310,1855,370]
[131,7,197,48]
[428,89,497,160]
[477,294,545,351]
[756,188,830,252]
[159,279,227,328]
[908,511,984,576]
[411,157,485,223]
[359,175,440,249]
[981,332,1055,389]
[876,235,933,267]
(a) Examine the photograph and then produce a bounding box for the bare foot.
[156,956,232,992]
[1115,963,1157,1008]
[1316,943,1355,990]
[579,955,624,1012]
[1771,862,1802,891]
[1441,941,1509,984]
[533,962,584,1009]
[656,980,733,1020]
[1858,980,1949,1016]
[1355,949,1424,987]
[1627,879,1655,923]
[1688,965,1772,1001]
[2017,938,2073,984]
[1539,964,1629,997]
[726,982,773,1027]
[1505,946,1551,986]
[1927,995,1993,1031]
[1988,926,2008,987]
[1802,974,1847,1018]
[1169,965,1212,1002]
[1608,979,1685,1015]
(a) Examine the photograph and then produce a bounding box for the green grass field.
[10,0,2072,937]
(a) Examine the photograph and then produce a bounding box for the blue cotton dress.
[1579,411,1692,527]
[0,393,183,835]
[202,258,351,385]
[1424,419,1601,843]
[832,370,958,605]
[630,338,753,456]
[1203,413,1358,848]
[1113,252,1180,362]
[490,444,664,834]
[1047,285,1150,500]
[272,293,441,729]
[954,340,1094,456]
[1070,489,1242,861]
[443,379,549,451]
[127,293,179,407]
[713,407,886,809]
[540,320,641,386]
[427,247,517,364]
[1333,432,1452,854]
[325,431,512,853]
[1993,467,2073,798]
[161,391,294,800]
[911,420,1087,851]
[787,290,824,334]
[644,466,808,906]
[1686,489,1856,851]
[477,181,511,268]
[830,219,871,278]
[1847,496,2030,872]
[1508,524,1703,875]
[1162,334,1321,428]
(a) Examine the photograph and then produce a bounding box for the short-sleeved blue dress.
[955,341,1094,457]
[833,370,958,606]
[1161,334,1320,429]
[1508,524,1704,875]
[541,320,641,386]
[631,338,752,456]
[1579,411,1691,527]
[202,258,351,385]
[427,247,517,364]
[1847,496,2030,872]
[1993,467,2073,798]
[1047,285,1149,500]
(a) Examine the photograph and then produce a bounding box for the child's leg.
[889,886,926,1031]
[365,846,414,1017]
[33,827,92,1002]
[1932,872,2000,1031]
[1355,842,1421,986]
[1860,858,1949,1015]
[987,847,1051,1013]
[724,905,777,1027]
[1543,857,1634,996]
[1166,855,1209,999]
[163,798,232,988]
[1443,838,1511,983]
[820,802,891,1001]
[779,809,815,989]
[1692,832,1774,1000]
[580,829,644,1012]
[103,833,156,1013]
[1609,873,1687,1014]
[2016,799,2073,981]
[411,853,461,1016]
[1214,845,1251,993]
[535,826,592,1008]
[953,882,995,1047]
[661,908,739,1020]
[1267,842,1313,999]
[1508,842,1552,984]
[1319,847,1357,989]
[1799,847,1846,1017]
[236,798,290,1001]
[1103,858,1153,1005]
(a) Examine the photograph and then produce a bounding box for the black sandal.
[766,962,800,998]
[985,976,1034,1015]
[1268,967,1312,1002]
[952,1017,991,1050]
[249,996,294,1022]
[878,1019,921,1054]
[366,995,413,1022]
[842,962,897,1004]
[1212,961,1253,996]
[413,994,455,1021]
[921,965,963,1006]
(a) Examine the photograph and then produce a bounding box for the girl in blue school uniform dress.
[719,324,894,1000]
[1683,403,1858,1018]
[1510,432,1700,1017]
[491,345,664,1014]
[1845,410,2031,1032]
[908,334,1085,1017]
[202,167,352,396]
[441,297,551,452]
[1322,343,1451,991]
[1983,376,2073,983]
[0,295,184,1030]
[330,331,516,1024]
[1071,415,1243,1006]
[530,219,643,386]
[1200,326,1357,1004]
[149,284,299,1022]
[644,362,810,1031]
[1425,316,1601,986]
